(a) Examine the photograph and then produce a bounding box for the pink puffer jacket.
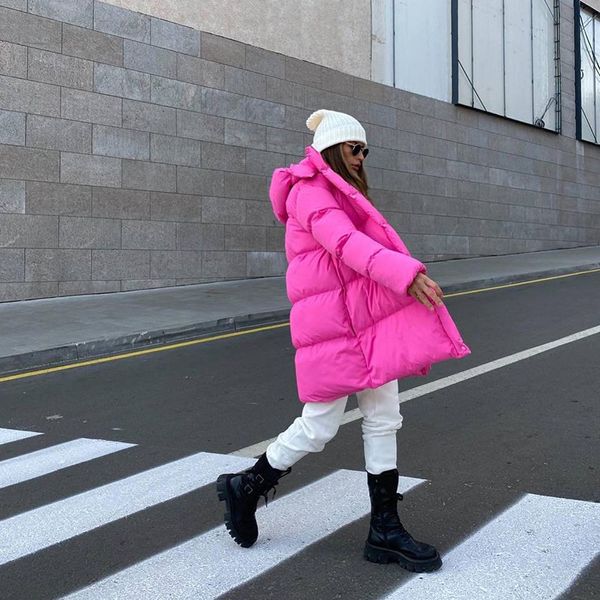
[269,145,471,402]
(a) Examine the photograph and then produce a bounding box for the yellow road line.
[443,267,600,297]
[1,266,599,383]
[0,323,290,383]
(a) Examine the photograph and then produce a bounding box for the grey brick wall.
[0,0,598,301]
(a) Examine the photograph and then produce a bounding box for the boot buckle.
[244,483,254,494]
[255,473,265,484]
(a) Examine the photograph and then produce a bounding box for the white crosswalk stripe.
[62,471,426,600]
[0,428,598,600]
[0,438,135,489]
[384,493,600,600]
[0,427,41,445]
[0,450,254,565]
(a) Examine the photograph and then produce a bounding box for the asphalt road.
[0,270,599,600]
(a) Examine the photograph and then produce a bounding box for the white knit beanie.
[306,109,367,152]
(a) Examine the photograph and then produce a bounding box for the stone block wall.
[0,0,598,301]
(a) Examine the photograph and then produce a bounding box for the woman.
[217,109,471,573]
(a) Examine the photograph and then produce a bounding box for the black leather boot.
[364,469,442,572]
[216,453,291,548]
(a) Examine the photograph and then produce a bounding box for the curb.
[1,263,599,378]
[0,309,292,377]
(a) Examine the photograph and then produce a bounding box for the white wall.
[584,0,600,13]
[104,0,373,80]
[371,0,452,101]
[371,0,395,85]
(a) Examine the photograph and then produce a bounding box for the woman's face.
[341,141,367,173]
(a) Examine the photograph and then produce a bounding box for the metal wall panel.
[532,0,556,130]
[580,7,597,141]
[456,0,558,131]
[393,0,452,102]
[371,0,395,85]
[595,15,600,139]
[457,0,474,105]
[472,0,504,114]
[505,0,533,123]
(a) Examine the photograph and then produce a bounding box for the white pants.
[266,379,402,475]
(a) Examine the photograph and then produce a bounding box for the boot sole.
[363,541,442,572]
[216,474,256,548]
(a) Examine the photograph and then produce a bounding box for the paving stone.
[29,0,93,28]
[27,181,91,216]
[60,153,121,188]
[93,124,149,160]
[122,159,176,192]
[0,213,58,247]
[150,16,199,55]
[92,249,150,279]
[123,99,176,135]
[0,74,60,117]
[94,63,151,101]
[176,222,224,251]
[59,216,120,249]
[62,23,124,66]
[122,219,177,250]
[0,108,24,145]
[25,248,91,281]
[0,40,27,78]
[150,192,202,222]
[0,6,61,52]
[0,248,23,280]
[201,32,245,68]
[92,187,150,220]
[61,88,122,127]
[93,1,150,43]
[0,178,25,213]
[27,115,91,153]
[0,144,59,181]
[124,39,176,78]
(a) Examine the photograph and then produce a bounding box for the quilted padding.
[269,146,471,402]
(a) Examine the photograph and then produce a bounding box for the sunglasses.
[345,142,369,158]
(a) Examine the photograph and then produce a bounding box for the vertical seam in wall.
[593,8,597,135]
[470,0,474,107]
[502,0,506,117]
[530,0,534,126]
[369,0,373,81]
[392,0,396,88]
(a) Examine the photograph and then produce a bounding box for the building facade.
[0,0,598,301]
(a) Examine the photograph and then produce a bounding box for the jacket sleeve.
[295,184,427,296]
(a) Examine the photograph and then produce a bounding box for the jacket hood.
[267,146,411,257]
[269,146,324,224]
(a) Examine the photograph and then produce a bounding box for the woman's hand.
[408,272,444,311]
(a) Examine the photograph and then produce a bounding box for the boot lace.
[374,492,408,532]
[258,468,292,508]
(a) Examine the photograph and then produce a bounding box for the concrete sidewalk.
[1,245,599,376]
